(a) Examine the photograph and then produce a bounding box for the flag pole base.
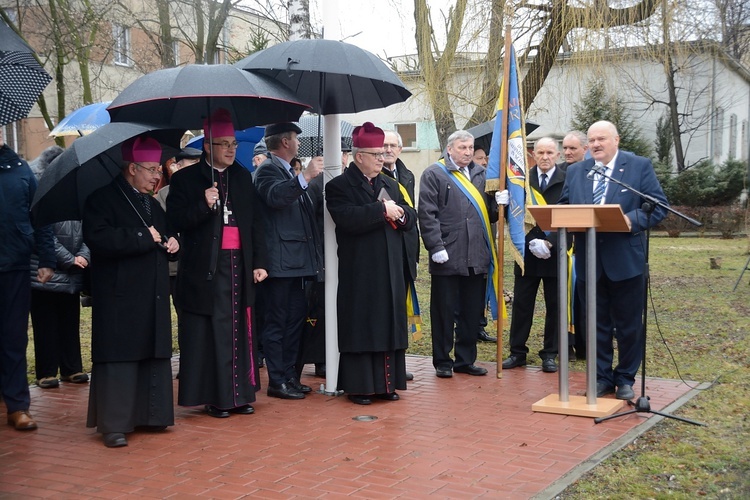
[532,394,624,418]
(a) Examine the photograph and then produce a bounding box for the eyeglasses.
[211,141,239,149]
[383,143,400,150]
[134,163,164,177]
[359,151,386,159]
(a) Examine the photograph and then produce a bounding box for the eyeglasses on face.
[383,143,400,150]
[134,163,164,177]
[359,151,386,159]
[211,141,239,149]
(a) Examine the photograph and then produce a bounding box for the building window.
[741,120,748,161]
[113,24,131,66]
[728,114,737,160]
[712,107,724,161]
[172,40,180,66]
[395,123,417,149]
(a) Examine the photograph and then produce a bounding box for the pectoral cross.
[223,205,233,225]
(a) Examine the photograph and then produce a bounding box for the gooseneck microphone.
[586,161,605,180]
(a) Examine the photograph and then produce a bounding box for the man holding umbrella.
[83,136,179,447]
[168,108,268,418]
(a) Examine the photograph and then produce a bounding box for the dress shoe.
[616,384,635,400]
[454,364,488,376]
[541,358,558,373]
[477,329,497,342]
[586,382,615,397]
[314,363,326,378]
[37,377,59,389]
[229,404,255,415]
[348,395,372,405]
[267,383,305,400]
[501,355,527,369]
[405,372,414,381]
[103,433,128,448]
[287,378,312,394]
[376,392,400,401]
[435,367,453,378]
[7,410,37,431]
[204,405,230,418]
[60,372,89,383]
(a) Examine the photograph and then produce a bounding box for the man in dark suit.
[254,123,324,400]
[558,120,667,400]
[502,137,566,373]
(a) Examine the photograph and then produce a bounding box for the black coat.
[253,153,324,280]
[167,159,268,315]
[82,176,175,362]
[516,166,567,278]
[326,164,416,353]
[381,158,420,281]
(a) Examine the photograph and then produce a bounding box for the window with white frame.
[113,24,131,66]
[395,123,417,149]
[728,114,737,160]
[172,40,180,66]
[741,120,748,161]
[713,107,724,161]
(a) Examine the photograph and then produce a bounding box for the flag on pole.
[485,44,528,272]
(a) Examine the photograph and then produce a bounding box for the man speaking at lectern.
[558,120,667,401]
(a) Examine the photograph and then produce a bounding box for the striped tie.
[593,176,606,204]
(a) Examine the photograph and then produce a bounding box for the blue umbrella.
[188,127,265,172]
[49,101,111,137]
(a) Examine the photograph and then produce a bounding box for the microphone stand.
[592,171,704,426]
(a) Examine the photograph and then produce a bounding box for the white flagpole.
[322,0,342,395]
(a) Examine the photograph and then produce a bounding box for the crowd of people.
[0,116,666,447]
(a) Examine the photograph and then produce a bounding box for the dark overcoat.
[325,164,416,353]
[167,159,268,315]
[381,158,420,281]
[517,165,567,278]
[82,177,175,362]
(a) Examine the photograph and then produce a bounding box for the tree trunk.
[156,0,175,67]
[288,0,311,41]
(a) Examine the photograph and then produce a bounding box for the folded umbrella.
[31,122,183,227]
[0,20,52,126]
[49,101,112,137]
[467,119,540,155]
[107,64,310,129]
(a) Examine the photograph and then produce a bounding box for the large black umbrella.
[107,64,310,129]
[235,39,412,115]
[467,119,540,154]
[0,20,52,126]
[31,122,183,226]
[296,116,353,157]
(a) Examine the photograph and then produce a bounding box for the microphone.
[586,161,605,180]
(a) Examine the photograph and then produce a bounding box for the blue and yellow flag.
[485,44,528,272]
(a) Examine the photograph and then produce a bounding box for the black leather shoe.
[103,433,127,448]
[205,405,230,418]
[348,395,372,405]
[542,358,558,373]
[267,383,305,400]
[230,404,255,415]
[586,382,615,397]
[477,329,497,342]
[454,364,488,376]
[435,367,453,378]
[287,378,312,394]
[616,384,635,400]
[501,355,527,369]
[405,372,414,381]
[376,392,400,401]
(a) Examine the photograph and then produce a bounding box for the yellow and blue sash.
[438,160,505,319]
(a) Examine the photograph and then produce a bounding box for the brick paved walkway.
[0,356,701,499]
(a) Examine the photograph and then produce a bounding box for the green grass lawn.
[26,234,750,497]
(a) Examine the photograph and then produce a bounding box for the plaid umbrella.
[0,20,52,126]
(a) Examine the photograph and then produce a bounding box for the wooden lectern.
[526,205,630,418]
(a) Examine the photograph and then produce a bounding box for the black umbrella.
[467,119,540,154]
[31,122,183,226]
[296,116,353,157]
[107,64,310,129]
[235,39,412,115]
[0,20,52,126]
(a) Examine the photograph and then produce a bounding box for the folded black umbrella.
[31,122,183,227]
[107,64,310,129]
[0,20,52,126]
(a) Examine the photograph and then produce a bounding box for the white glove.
[495,190,509,206]
[431,250,449,264]
[528,239,551,259]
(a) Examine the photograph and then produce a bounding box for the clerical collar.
[205,158,228,172]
